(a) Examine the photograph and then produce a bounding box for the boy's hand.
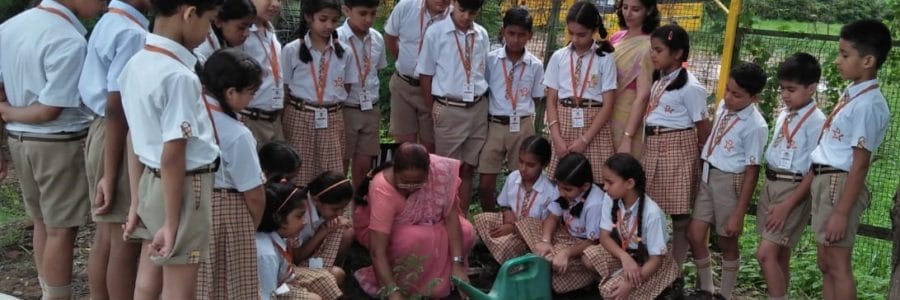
[489,223,515,238]
[149,222,178,258]
[535,241,552,257]
[621,255,642,286]
[724,214,744,237]
[122,206,141,241]
[765,201,790,233]
[824,212,848,243]
[608,280,634,300]
[550,251,570,273]
[94,177,115,216]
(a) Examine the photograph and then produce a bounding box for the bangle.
[452,255,465,264]
[547,120,559,128]
[624,131,632,137]
[540,238,551,243]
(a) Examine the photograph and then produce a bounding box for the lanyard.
[501,56,527,112]
[616,203,639,250]
[107,7,144,29]
[256,31,281,85]
[453,30,475,84]
[515,186,538,219]
[568,49,595,105]
[200,94,222,145]
[308,47,333,106]
[144,44,186,67]
[417,3,448,54]
[645,70,676,118]
[819,83,879,142]
[269,237,295,285]
[36,5,74,26]
[705,110,741,157]
[349,34,372,90]
[779,105,816,148]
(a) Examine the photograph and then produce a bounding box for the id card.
[509,114,521,133]
[463,83,475,102]
[360,92,374,111]
[775,148,795,170]
[314,108,328,129]
[273,87,284,108]
[309,257,324,269]
[702,161,710,183]
[275,283,291,295]
[571,108,585,128]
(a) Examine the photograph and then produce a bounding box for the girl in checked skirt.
[582,153,680,299]
[517,152,607,293]
[473,136,558,264]
[543,1,618,181]
[194,49,268,299]
[281,0,357,186]
[641,25,710,265]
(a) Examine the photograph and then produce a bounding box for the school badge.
[181,122,193,138]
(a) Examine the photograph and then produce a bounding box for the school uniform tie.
[775,111,798,147]
[574,54,585,86]
[714,112,736,144]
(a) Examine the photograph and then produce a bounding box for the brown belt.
[213,188,241,193]
[433,94,486,108]
[765,168,804,182]
[811,163,846,175]
[560,97,603,108]
[286,97,343,112]
[396,72,420,86]
[148,158,220,178]
[239,108,279,122]
[488,114,532,125]
[7,130,87,142]
[644,126,693,136]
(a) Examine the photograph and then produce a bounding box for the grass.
[0,182,24,225]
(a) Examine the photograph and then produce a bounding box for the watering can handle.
[451,276,492,300]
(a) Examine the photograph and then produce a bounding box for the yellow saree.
[609,30,654,158]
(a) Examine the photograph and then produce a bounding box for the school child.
[117,1,221,298]
[257,181,341,300]
[383,0,452,151]
[194,0,257,62]
[474,135,557,264]
[337,0,389,188]
[477,7,546,212]
[687,62,769,299]
[641,25,710,266]
[260,141,303,183]
[0,0,104,298]
[582,153,680,299]
[751,52,825,300]
[237,0,285,145]
[281,0,357,186]
[417,0,490,213]
[544,0,618,182]
[517,152,606,293]
[809,20,891,300]
[76,0,149,298]
[193,49,267,299]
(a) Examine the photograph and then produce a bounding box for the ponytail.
[354,162,393,206]
[296,18,313,63]
[296,0,344,63]
[332,31,345,59]
[594,21,614,57]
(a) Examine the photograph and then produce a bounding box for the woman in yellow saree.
[610,0,660,158]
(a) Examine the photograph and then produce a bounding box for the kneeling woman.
[353,143,476,299]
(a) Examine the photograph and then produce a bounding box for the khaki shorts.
[130,169,213,265]
[756,178,811,247]
[476,117,535,174]
[343,106,381,159]
[243,113,285,149]
[810,172,869,248]
[388,73,434,144]
[692,167,744,237]
[8,131,90,228]
[85,118,131,223]
[432,99,488,166]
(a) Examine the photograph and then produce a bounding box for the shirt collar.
[786,99,815,115]
[440,17,474,35]
[268,231,287,249]
[662,68,681,81]
[303,33,336,53]
[514,173,551,194]
[616,198,640,215]
[40,0,87,35]
[568,43,597,57]
[109,0,150,28]
[846,79,879,97]
[339,21,370,42]
[145,33,198,68]
[497,47,532,65]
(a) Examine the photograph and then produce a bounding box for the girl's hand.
[567,137,588,154]
[452,264,470,299]
[489,224,515,238]
[535,241,553,257]
[551,251,570,273]
[621,256,642,286]
[608,279,634,300]
[617,138,632,154]
[551,136,569,158]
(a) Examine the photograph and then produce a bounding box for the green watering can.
[451,254,551,300]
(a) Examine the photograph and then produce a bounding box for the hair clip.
[280,178,288,183]
[667,31,673,41]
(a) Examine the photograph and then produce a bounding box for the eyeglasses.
[396,182,426,191]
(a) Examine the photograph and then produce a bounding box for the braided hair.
[566,1,615,57]
[553,152,594,218]
[295,0,345,63]
[604,153,649,264]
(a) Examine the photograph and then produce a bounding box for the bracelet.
[377,284,400,298]
[547,120,559,128]
[452,255,465,264]
[540,238,551,243]
[624,131,632,137]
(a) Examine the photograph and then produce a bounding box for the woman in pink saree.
[353,143,476,299]
[610,0,661,158]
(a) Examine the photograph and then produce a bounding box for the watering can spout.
[451,276,493,300]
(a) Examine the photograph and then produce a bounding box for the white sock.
[694,256,715,293]
[720,258,740,300]
[38,276,47,295]
[42,284,72,300]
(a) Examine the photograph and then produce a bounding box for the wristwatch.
[452,256,465,264]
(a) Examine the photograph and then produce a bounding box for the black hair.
[603,153,649,263]
[840,19,892,69]
[729,62,768,96]
[777,52,821,86]
[650,24,690,91]
[199,48,263,120]
[344,0,380,8]
[502,6,533,32]
[519,135,551,166]
[151,0,222,17]
[566,1,615,56]
[616,0,660,34]
[456,0,486,12]
[307,171,353,205]
[258,181,306,232]
[354,143,430,205]
[258,142,301,183]
[553,152,594,218]
[210,0,256,48]
[295,0,345,63]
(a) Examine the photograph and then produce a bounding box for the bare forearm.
[584,91,616,141]
[546,91,562,138]
[600,232,630,261]
[103,92,128,183]
[243,186,266,228]
[541,214,559,242]
[836,149,871,214]
[295,228,329,262]
[735,165,759,215]
[419,75,433,100]
[446,204,464,258]
[622,87,649,140]
[1,103,62,123]
[160,140,187,227]
[126,135,142,212]
[385,35,399,60]
[639,256,662,280]
[563,239,594,258]
[695,119,711,147]
[784,172,814,209]
[370,233,398,292]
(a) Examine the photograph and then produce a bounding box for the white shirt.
[701,102,768,173]
[119,34,219,169]
[764,101,826,174]
[256,231,291,299]
[193,27,222,63]
[600,196,668,256]
[208,98,264,191]
[485,47,545,116]
[543,45,617,101]
[416,17,490,98]
[547,184,607,240]
[645,69,708,129]
[0,0,92,133]
[282,34,358,105]
[78,0,149,117]
[810,79,890,171]
[384,0,451,77]
[496,171,558,220]
[238,24,283,111]
[337,21,388,105]
[298,194,325,243]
